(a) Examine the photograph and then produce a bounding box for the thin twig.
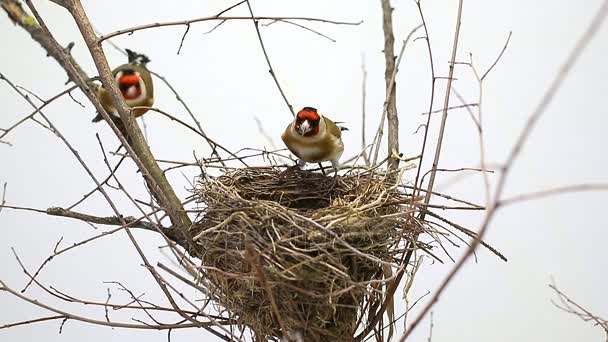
[99,16,362,41]
[360,55,370,166]
[500,183,608,206]
[549,280,608,340]
[244,1,295,117]
[371,23,423,165]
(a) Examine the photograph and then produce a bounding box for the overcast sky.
[1,0,607,341]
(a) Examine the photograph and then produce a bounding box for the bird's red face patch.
[295,107,321,137]
[118,74,142,100]
[297,108,320,122]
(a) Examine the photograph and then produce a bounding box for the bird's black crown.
[126,49,151,67]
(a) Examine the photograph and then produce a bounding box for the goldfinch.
[92,49,154,123]
[281,107,346,172]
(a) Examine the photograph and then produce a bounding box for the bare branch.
[371,23,423,165]
[381,0,399,172]
[421,103,478,115]
[0,182,7,216]
[481,31,512,81]
[0,281,217,330]
[0,82,79,141]
[99,16,362,42]
[263,19,337,42]
[499,183,608,206]
[45,207,160,231]
[0,315,65,329]
[360,55,370,166]
[253,116,277,150]
[244,1,295,117]
[176,24,190,54]
[549,281,608,340]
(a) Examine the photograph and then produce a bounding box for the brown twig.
[549,280,608,340]
[421,103,478,115]
[381,0,399,172]
[129,106,246,167]
[371,23,423,165]
[500,183,608,206]
[0,182,7,216]
[0,82,79,141]
[263,18,337,42]
[0,315,65,329]
[0,280,216,330]
[45,207,159,231]
[360,55,370,166]
[457,31,512,204]
[244,0,295,117]
[99,16,362,41]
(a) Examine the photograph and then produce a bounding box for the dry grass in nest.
[189,166,426,341]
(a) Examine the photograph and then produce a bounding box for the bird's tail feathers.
[333,121,349,131]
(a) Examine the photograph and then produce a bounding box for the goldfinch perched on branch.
[92,49,154,123]
[281,106,347,173]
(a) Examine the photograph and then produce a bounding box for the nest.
[189,166,423,341]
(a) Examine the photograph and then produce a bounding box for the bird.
[92,49,154,123]
[281,106,346,174]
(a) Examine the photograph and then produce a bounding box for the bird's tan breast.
[281,125,344,163]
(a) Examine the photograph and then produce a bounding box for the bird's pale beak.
[299,120,311,135]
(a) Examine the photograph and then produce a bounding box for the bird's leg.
[328,160,341,191]
[331,160,340,178]
[317,162,327,175]
[280,159,305,178]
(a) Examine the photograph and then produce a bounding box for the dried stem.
[381,0,399,172]
[0,280,218,330]
[99,16,362,42]
[549,280,608,340]
[371,23,423,165]
[360,56,370,166]
[244,0,295,117]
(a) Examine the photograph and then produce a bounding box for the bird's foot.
[280,165,299,178]
[331,160,341,177]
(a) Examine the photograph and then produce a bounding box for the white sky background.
[1,0,607,341]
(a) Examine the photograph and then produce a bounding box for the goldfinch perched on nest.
[281,106,347,173]
[92,49,154,123]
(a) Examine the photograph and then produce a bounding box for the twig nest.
[191,166,418,341]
